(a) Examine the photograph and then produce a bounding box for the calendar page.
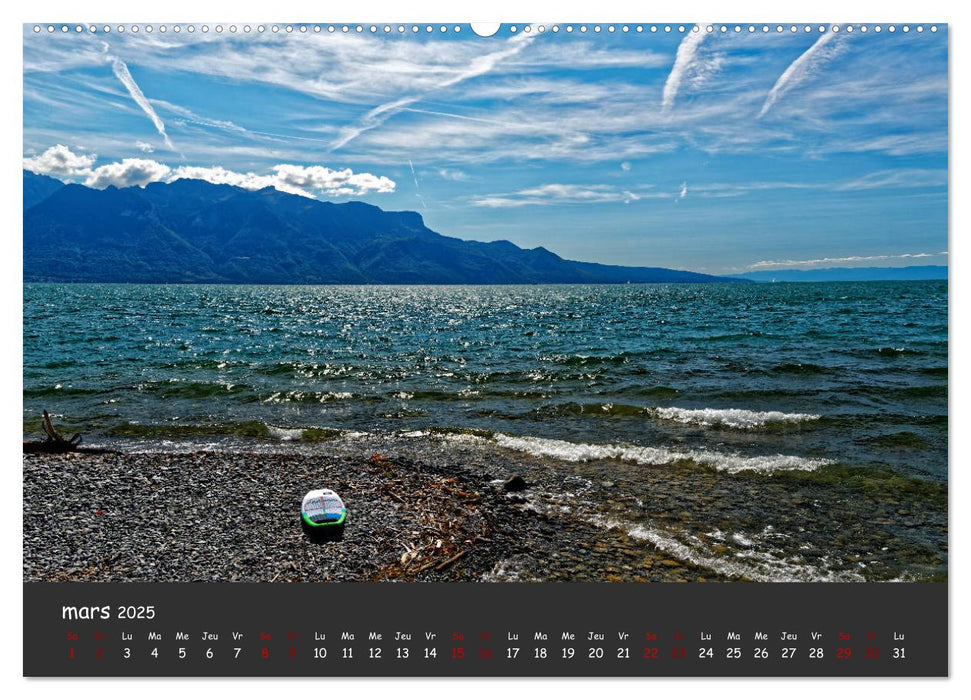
[21,20,948,678]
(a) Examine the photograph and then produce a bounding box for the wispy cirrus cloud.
[508,41,670,70]
[759,32,842,118]
[836,168,947,190]
[748,251,948,270]
[471,183,667,208]
[820,132,948,157]
[471,163,947,210]
[331,27,541,151]
[690,168,946,198]
[23,26,947,170]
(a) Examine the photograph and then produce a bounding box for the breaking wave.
[518,490,864,582]
[450,432,832,474]
[649,406,821,430]
[590,515,865,582]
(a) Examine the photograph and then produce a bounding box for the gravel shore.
[23,449,728,583]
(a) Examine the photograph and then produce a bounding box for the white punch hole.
[471,23,501,37]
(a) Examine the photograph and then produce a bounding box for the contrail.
[331,27,540,151]
[408,159,426,210]
[759,32,839,118]
[662,28,709,111]
[111,58,174,150]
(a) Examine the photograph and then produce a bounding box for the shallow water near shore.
[23,281,947,582]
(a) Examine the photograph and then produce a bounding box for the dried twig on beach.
[434,550,467,571]
[368,462,491,581]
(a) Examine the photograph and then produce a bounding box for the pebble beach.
[23,448,730,583]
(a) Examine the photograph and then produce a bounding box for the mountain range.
[22,170,740,285]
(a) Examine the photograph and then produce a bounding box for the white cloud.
[22,145,395,198]
[661,28,710,111]
[23,144,96,176]
[472,183,661,208]
[167,165,277,191]
[135,140,154,153]
[168,164,397,198]
[436,168,469,181]
[676,181,688,201]
[271,164,396,196]
[749,251,947,270]
[85,158,172,188]
[759,33,841,118]
[620,161,632,172]
[110,58,174,150]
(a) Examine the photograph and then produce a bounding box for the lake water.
[23,281,948,581]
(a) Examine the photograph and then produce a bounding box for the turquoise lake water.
[23,281,948,581]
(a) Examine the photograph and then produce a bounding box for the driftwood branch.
[41,410,82,447]
[24,410,109,454]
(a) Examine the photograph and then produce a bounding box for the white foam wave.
[341,430,372,439]
[517,491,861,582]
[267,425,304,441]
[591,514,864,583]
[480,557,534,582]
[400,430,429,438]
[490,433,831,474]
[650,406,820,429]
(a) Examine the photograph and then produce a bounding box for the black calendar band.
[23,582,947,677]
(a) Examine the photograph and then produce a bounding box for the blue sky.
[22,23,947,274]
